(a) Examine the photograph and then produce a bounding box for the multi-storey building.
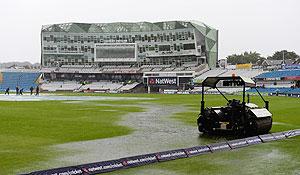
[41,21,218,68]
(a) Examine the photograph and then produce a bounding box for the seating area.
[41,81,81,91]
[40,81,142,92]
[118,82,140,92]
[286,88,300,95]
[256,81,294,88]
[41,63,207,74]
[256,69,300,79]
[246,87,300,95]
[80,81,123,91]
[206,87,250,94]
[0,72,41,91]
[246,87,291,93]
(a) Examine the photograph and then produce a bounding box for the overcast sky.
[0,0,299,63]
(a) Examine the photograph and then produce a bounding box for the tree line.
[226,50,299,65]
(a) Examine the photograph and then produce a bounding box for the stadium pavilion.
[41,21,218,69]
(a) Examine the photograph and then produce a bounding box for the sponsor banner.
[271,132,287,140]
[245,136,262,145]
[259,134,276,142]
[283,130,297,138]
[148,77,177,86]
[29,166,83,175]
[120,153,157,168]
[284,76,300,80]
[156,149,187,162]
[184,145,211,157]
[227,139,248,149]
[78,159,124,174]
[236,63,252,69]
[207,142,231,152]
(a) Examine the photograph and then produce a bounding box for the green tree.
[267,50,299,60]
[226,51,264,64]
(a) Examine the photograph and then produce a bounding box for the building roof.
[262,59,283,66]
[41,20,216,33]
[284,59,295,65]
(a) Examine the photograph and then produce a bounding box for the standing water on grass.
[0,94,153,101]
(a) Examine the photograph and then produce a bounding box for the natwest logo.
[148,77,177,85]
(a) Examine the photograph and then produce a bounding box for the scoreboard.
[95,43,137,62]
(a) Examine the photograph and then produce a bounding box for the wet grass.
[1,93,299,174]
[0,100,143,174]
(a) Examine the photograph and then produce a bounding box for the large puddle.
[44,103,222,170]
[0,94,153,101]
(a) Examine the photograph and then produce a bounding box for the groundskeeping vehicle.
[197,76,272,136]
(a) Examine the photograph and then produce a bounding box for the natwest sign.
[148,77,177,86]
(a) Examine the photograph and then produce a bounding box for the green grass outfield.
[0,93,299,174]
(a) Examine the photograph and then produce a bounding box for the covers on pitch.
[156,149,187,162]
[272,132,287,140]
[259,134,276,142]
[78,159,124,174]
[120,153,157,168]
[284,130,297,138]
[184,145,211,157]
[29,166,83,175]
[294,129,300,136]
[245,136,262,145]
[207,142,231,152]
[227,139,248,149]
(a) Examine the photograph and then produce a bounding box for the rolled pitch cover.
[28,166,83,175]
[271,132,287,140]
[227,139,248,149]
[259,134,276,142]
[184,145,211,157]
[78,159,124,174]
[283,130,297,138]
[245,136,262,145]
[207,142,231,152]
[294,129,300,136]
[120,153,157,168]
[156,149,187,162]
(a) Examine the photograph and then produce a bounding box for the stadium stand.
[248,69,300,96]
[246,87,292,93]
[41,81,81,91]
[256,69,300,79]
[118,82,141,92]
[80,81,123,91]
[41,81,127,92]
[0,71,41,91]
[256,81,294,88]
[194,68,227,80]
[246,87,300,96]
[220,69,265,78]
[286,88,300,95]
[207,87,250,94]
